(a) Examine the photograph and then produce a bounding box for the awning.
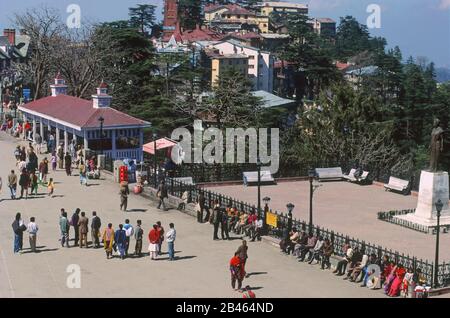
[143,137,178,155]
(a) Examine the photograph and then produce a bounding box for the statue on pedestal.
[429,118,444,172]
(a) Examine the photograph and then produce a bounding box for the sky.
[0,0,448,67]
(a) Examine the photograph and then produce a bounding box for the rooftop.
[19,94,150,130]
[252,90,295,108]
[260,1,308,9]
[213,53,248,59]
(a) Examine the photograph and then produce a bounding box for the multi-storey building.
[259,1,308,17]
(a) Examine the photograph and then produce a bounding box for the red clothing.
[243,290,256,298]
[230,256,240,267]
[247,214,257,224]
[148,229,159,244]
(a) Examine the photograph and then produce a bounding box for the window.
[244,15,248,19]
[249,65,254,69]
[249,55,255,60]
[237,15,241,19]
[227,14,231,18]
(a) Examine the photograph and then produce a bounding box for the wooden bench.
[315,167,343,181]
[343,168,357,182]
[384,176,410,195]
[173,177,195,185]
[243,170,276,186]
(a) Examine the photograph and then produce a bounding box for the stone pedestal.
[395,170,450,227]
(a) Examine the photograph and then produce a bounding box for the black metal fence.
[144,172,450,288]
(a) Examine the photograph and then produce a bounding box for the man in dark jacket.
[64,152,72,176]
[78,211,89,248]
[71,208,81,246]
[212,200,221,240]
[156,180,168,211]
[18,169,30,199]
[197,192,205,223]
[91,211,101,248]
[12,213,26,253]
[220,206,230,240]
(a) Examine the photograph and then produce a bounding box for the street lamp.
[153,132,158,187]
[257,157,262,219]
[286,203,294,232]
[263,196,270,233]
[308,168,321,233]
[98,116,104,155]
[434,199,443,288]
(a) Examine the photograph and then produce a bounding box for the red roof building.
[18,74,150,161]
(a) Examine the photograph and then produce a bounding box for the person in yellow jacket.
[102,223,115,259]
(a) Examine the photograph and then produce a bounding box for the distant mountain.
[436,67,450,83]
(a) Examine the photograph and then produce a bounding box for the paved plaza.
[0,132,387,298]
[209,181,450,261]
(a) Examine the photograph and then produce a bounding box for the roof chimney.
[3,29,16,45]
[50,72,68,96]
[92,81,112,108]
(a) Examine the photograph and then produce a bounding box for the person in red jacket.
[242,285,256,298]
[148,224,159,260]
[230,252,244,291]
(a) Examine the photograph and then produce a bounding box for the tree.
[200,68,262,129]
[178,0,203,30]
[12,6,65,99]
[129,4,156,35]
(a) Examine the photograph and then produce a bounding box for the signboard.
[266,212,278,227]
[23,89,31,103]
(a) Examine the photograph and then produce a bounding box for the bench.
[315,167,343,181]
[356,171,370,184]
[343,168,357,182]
[173,177,195,185]
[243,170,276,186]
[384,176,410,195]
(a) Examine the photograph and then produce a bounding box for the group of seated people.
[280,228,429,297]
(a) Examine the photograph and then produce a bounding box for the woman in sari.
[383,262,397,294]
[388,264,406,297]
[148,224,159,260]
[102,223,115,259]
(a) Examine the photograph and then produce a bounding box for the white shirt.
[166,228,176,242]
[255,219,263,229]
[27,222,38,234]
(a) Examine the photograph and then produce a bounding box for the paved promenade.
[0,132,387,298]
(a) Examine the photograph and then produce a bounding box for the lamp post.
[153,132,157,187]
[308,168,321,234]
[434,199,443,288]
[257,157,262,219]
[286,203,294,233]
[263,196,270,233]
[98,116,104,155]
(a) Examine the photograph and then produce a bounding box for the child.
[30,171,39,195]
[47,178,55,197]
[51,152,57,171]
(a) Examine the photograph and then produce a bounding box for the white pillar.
[83,130,88,150]
[139,129,144,162]
[64,129,68,154]
[39,120,44,139]
[112,129,116,159]
[32,118,37,142]
[56,126,60,148]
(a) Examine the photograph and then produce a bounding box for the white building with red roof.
[18,74,151,161]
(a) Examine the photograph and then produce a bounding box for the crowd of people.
[279,227,429,297]
[12,208,177,261]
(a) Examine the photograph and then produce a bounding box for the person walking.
[78,212,89,248]
[114,224,127,260]
[123,219,134,256]
[71,208,80,246]
[91,211,101,248]
[119,181,130,211]
[27,217,39,253]
[166,223,176,261]
[64,152,72,176]
[18,169,30,200]
[51,152,57,171]
[148,224,159,260]
[212,200,221,240]
[102,223,115,259]
[156,180,168,211]
[156,221,164,255]
[57,145,64,169]
[35,132,42,154]
[134,220,144,257]
[47,178,55,197]
[38,158,49,184]
[7,170,17,199]
[230,252,244,291]
[79,161,88,186]
[29,171,38,196]
[12,213,26,253]
[236,240,249,278]
[59,211,70,247]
